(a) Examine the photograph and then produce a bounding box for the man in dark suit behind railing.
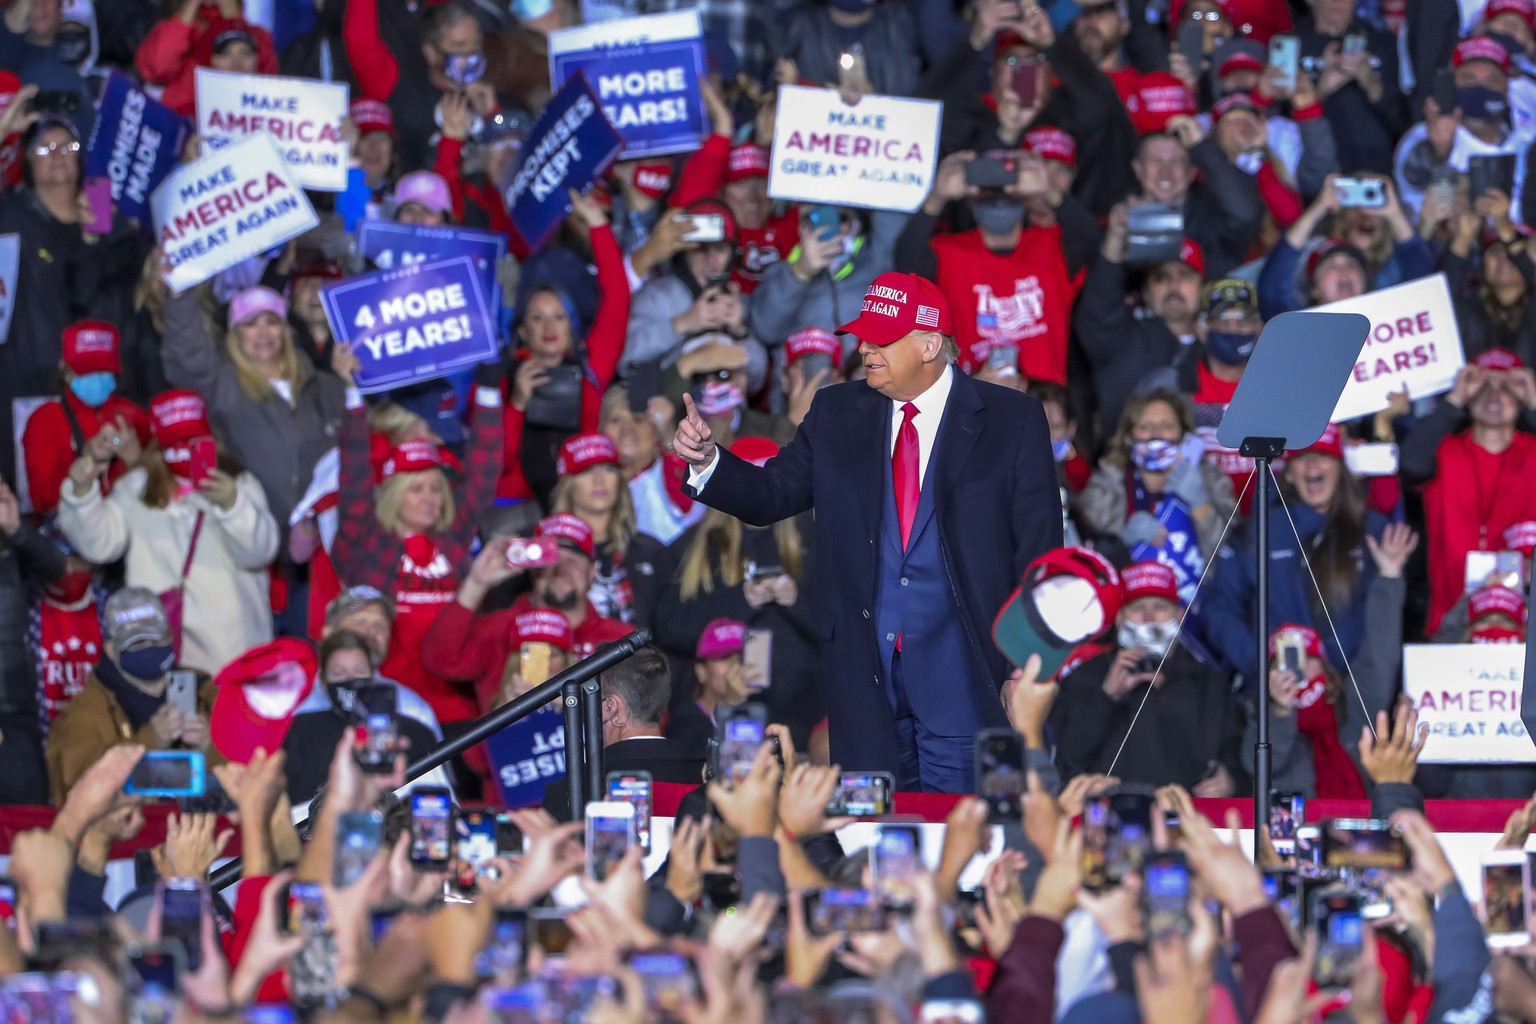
[673,272,1062,792]
[542,644,704,821]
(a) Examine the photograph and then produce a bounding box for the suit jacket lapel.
[937,372,985,501]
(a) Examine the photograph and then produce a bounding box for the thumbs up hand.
[673,392,718,467]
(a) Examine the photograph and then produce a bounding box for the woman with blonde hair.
[548,433,667,629]
[162,282,345,535]
[56,390,280,675]
[654,437,822,750]
[327,350,503,732]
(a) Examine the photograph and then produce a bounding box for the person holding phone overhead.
[56,391,280,677]
[674,273,1061,790]
[22,321,152,518]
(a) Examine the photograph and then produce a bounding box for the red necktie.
[893,402,920,550]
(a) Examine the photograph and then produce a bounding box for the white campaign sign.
[1323,274,1463,422]
[767,85,942,213]
[0,234,17,344]
[1403,643,1535,763]
[151,134,319,295]
[195,68,350,191]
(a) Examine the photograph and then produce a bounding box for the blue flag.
[319,255,500,393]
[549,11,708,159]
[85,72,190,233]
[504,73,624,253]
[1129,496,1205,604]
[485,704,567,809]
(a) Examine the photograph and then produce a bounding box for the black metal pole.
[207,629,651,891]
[1253,455,1272,857]
[563,680,586,822]
[581,677,604,808]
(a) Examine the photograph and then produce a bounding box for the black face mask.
[1205,329,1257,365]
[55,30,91,67]
[118,643,175,682]
[327,677,374,715]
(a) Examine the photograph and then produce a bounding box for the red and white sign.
[1403,643,1534,763]
[151,134,319,294]
[1324,274,1463,422]
[767,85,940,213]
[195,69,350,192]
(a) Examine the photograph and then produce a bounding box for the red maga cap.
[1120,560,1182,605]
[537,512,595,559]
[835,272,953,347]
[515,608,574,652]
[63,320,121,376]
[556,433,620,477]
[150,390,212,448]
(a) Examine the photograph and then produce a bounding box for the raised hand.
[673,393,718,467]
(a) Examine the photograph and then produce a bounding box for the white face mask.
[1118,618,1179,655]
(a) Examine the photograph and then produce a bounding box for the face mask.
[971,196,1026,235]
[1117,618,1178,656]
[831,230,861,274]
[44,568,93,606]
[511,0,555,20]
[1472,625,1525,644]
[1234,149,1265,175]
[56,30,91,67]
[697,380,744,417]
[1131,438,1178,472]
[1205,329,1257,365]
[1486,30,1529,59]
[69,371,116,408]
[1051,437,1072,462]
[443,52,486,85]
[1458,85,1511,125]
[327,677,374,714]
[118,643,175,681]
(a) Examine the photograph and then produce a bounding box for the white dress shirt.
[687,366,957,491]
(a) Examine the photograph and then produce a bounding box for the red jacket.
[1423,431,1536,634]
[434,137,519,250]
[22,394,151,516]
[421,595,632,716]
[931,226,1076,384]
[135,14,278,116]
[497,224,629,500]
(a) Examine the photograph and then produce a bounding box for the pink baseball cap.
[393,171,453,217]
[835,272,953,347]
[696,618,747,660]
[537,512,595,559]
[230,285,287,327]
[1120,560,1181,605]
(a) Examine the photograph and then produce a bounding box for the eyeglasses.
[1187,9,1224,20]
[31,140,80,158]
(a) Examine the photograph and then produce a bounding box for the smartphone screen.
[128,945,180,999]
[334,810,384,889]
[1262,869,1302,929]
[1312,892,1365,989]
[976,729,1026,825]
[606,773,653,851]
[872,825,922,905]
[631,951,697,1014]
[1108,790,1155,882]
[409,789,454,869]
[285,882,328,937]
[679,214,726,243]
[1269,792,1305,858]
[717,707,766,789]
[805,888,886,935]
[496,813,525,858]
[456,811,499,892]
[476,909,528,983]
[1081,796,1112,890]
[585,803,636,881]
[1143,853,1192,936]
[126,752,205,798]
[158,881,205,972]
[0,880,18,931]
[1484,858,1532,947]
[825,772,893,817]
[1322,818,1408,871]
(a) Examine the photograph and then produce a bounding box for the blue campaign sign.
[358,220,509,311]
[485,704,567,808]
[504,73,624,253]
[85,72,190,232]
[319,255,500,394]
[549,10,707,159]
[1129,496,1205,604]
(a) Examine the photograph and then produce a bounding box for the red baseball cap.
[63,320,121,376]
[1120,560,1181,605]
[351,99,394,136]
[1176,238,1206,276]
[1475,347,1524,370]
[1469,584,1528,623]
[1488,0,1536,29]
[209,637,318,764]
[1123,72,1198,134]
[835,272,953,347]
[556,433,619,477]
[1454,35,1512,71]
[630,161,674,198]
[730,436,780,467]
[150,390,212,448]
[785,327,842,368]
[1504,521,1536,557]
[724,143,769,182]
[1290,422,1345,462]
[1023,126,1077,169]
[1218,50,1265,77]
[537,512,595,559]
[993,547,1123,681]
[380,439,444,478]
[696,618,747,660]
[1211,92,1260,121]
[1269,623,1323,659]
[515,608,574,652]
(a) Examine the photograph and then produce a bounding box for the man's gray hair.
[940,334,960,364]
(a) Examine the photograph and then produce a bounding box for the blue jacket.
[1257,235,1435,322]
[1197,497,1388,692]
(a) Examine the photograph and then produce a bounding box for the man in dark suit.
[542,645,704,820]
[674,272,1062,792]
